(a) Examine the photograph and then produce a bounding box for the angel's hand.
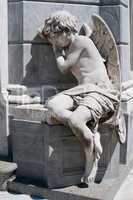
[53,45,64,57]
[57,56,65,67]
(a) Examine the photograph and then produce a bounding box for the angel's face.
[49,31,72,48]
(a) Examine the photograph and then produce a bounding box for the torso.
[68,35,113,90]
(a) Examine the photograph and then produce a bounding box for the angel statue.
[39,10,125,186]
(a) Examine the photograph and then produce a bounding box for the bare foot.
[81,154,98,186]
[94,132,103,158]
[81,174,95,186]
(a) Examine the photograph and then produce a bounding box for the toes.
[81,175,95,186]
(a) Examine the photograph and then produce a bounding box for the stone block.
[8,43,77,86]
[0,94,8,157]
[8,43,76,86]
[18,0,129,6]
[8,43,130,87]
[24,0,100,3]
[8,2,23,43]
[120,100,133,164]
[100,5,129,43]
[23,44,76,87]
[118,45,130,81]
[8,2,129,44]
[23,2,99,43]
[8,0,20,2]
[10,105,120,188]
[100,0,129,6]
[8,45,23,84]
[0,161,17,190]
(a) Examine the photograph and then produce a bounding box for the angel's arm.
[56,47,83,73]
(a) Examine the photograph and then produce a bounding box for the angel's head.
[39,10,79,47]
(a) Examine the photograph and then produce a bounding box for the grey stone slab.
[0,192,35,200]
[9,2,129,44]
[8,45,23,84]
[0,1,9,157]
[9,43,130,88]
[22,44,77,87]
[8,43,76,86]
[10,112,120,188]
[10,119,47,182]
[130,0,133,71]
[23,2,99,43]
[8,2,23,43]
[0,161,17,189]
[100,0,129,6]
[100,5,129,43]
[6,179,126,200]
[123,113,133,164]
[9,104,47,122]
[118,45,130,81]
[18,0,129,6]
[23,0,100,4]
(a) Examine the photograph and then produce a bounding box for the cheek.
[58,36,68,45]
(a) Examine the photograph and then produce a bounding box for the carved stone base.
[10,104,120,188]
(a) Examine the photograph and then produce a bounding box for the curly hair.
[42,11,79,38]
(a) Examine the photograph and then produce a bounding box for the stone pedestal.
[10,104,120,188]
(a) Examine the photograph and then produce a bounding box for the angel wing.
[79,14,121,93]
[79,15,127,144]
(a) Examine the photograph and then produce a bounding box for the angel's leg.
[68,105,99,184]
[45,94,74,125]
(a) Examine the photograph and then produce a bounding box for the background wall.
[8,0,130,89]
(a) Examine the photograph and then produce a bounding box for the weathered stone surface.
[13,0,129,6]
[100,0,129,6]
[16,2,98,43]
[7,180,120,200]
[0,95,8,156]
[10,104,120,188]
[8,45,23,84]
[100,5,129,43]
[8,2,23,43]
[0,0,9,157]
[8,0,20,1]
[8,2,129,43]
[8,44,130,87]
[0,161,17,190]
[23,44,76,87]
[8,43,76,86]
[0,192,35,200]
[14,0,100,3]
[118,45,130,81]
[9,104,46,121]
[120,112,133,164]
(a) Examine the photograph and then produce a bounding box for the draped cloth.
[45,83,126,143]
[60,83,126,143]
[61,83,118,124]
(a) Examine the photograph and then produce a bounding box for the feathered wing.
[79,14,126,144]
[79,14,121,92]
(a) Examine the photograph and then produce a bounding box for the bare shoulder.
[74,35,94,47]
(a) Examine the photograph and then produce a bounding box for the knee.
[68,114,82,129]
[46,98,57,111]
[46,98,64,116]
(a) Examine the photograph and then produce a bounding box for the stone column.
[0,0,9,157]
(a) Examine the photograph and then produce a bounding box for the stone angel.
[38,10,125,186]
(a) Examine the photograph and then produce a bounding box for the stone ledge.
[9,104,47,122]
[0,161,17,190]
[6,176,127,200]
